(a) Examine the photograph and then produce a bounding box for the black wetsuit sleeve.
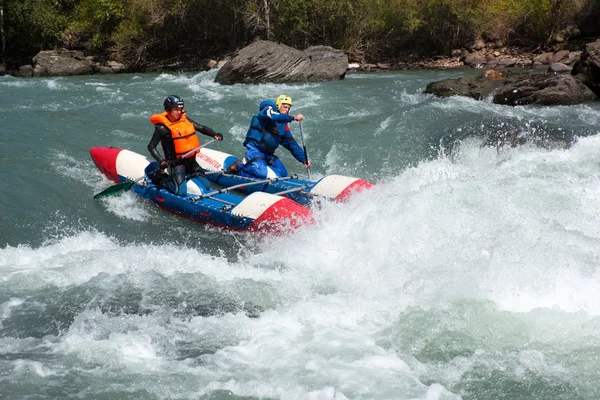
[148,124,170,163]
[188,117,218,138]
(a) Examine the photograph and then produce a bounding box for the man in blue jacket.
[228,94,310,178]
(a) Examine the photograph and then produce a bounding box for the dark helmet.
[164,95,184,111]
[259,100,277,111]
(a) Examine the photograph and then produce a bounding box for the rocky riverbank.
[347,40,595,73]
[6,37,600,82]
[423,39,600,106]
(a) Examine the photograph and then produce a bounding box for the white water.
[2,70,600,399]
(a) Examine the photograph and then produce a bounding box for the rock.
[571,39,600,97]
[94,65,114,74]
[106,60,125,73]
[566,51,581,65]
[497,59,518,67]
[424,74,507,100]
[548,62,572,73]
[17,65,33,77]
[425,70,597,106]
[493,74,596,105]
[32,49,94,77]
[552,50,570,63]
[214,40,347,84]
[303,45,348,81]
[206,59,218,69]
[463,53,475,64]
[362,63,377,71]
[472,39,485,51]
[532,52,554,65]
[464,54,486,66]
[483,69,504,80]
[94,60,127,74]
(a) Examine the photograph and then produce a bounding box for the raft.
[90,147,313,232]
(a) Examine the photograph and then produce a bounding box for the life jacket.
[150,112,200,158]
[243,115,281,155]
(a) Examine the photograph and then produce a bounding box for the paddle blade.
[93,181,135,199]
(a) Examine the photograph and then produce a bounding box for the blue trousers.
[238,151,288,179]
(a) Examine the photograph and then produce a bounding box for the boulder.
[425,70,597,105]
[552,50,570,63]
[492,74,596,105]
[17,65,33,77]
[497,59,518,67]
[424,74,508,101]
[303,45,348,80]
[206,59,218,69]
[215,40,347,84]
[32,49,94,77]
[571,39,600,97]
[532,52,554,65]
[548,62,572,73]
[94,65,114,74]
[106,60,126,73]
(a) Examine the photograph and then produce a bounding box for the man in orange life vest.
[147,95,223,196]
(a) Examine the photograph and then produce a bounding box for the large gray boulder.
[215,40,347,84]
[32,49,94,77]
[492,74,596,105]
[424,74,507,101]
[571,39,600,97]
[425,70,597,106]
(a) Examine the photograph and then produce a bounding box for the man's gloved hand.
[214,133,223,141]
[160,161,169,170]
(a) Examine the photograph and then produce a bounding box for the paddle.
[298,120,311,180]
[93,139,216,199]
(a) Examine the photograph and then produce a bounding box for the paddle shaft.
[298,121,311,180]
[191,176,292,201]
[272,185,313,196]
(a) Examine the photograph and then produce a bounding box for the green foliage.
[2,0,70,59]
[512,0,585,47]
[1,0,599,68]
[69,0,127,50]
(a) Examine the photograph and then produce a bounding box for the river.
[1,69,600,399]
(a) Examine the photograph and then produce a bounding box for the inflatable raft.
[196,148,374,206]
[90,147,313,233]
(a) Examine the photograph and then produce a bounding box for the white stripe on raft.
[116,149,149,180]
[231,191,282,219]
[197,149,226,171]
[116,149,205,194]
[310,175,360,198]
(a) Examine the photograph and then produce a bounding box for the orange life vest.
[150,112,200,158]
